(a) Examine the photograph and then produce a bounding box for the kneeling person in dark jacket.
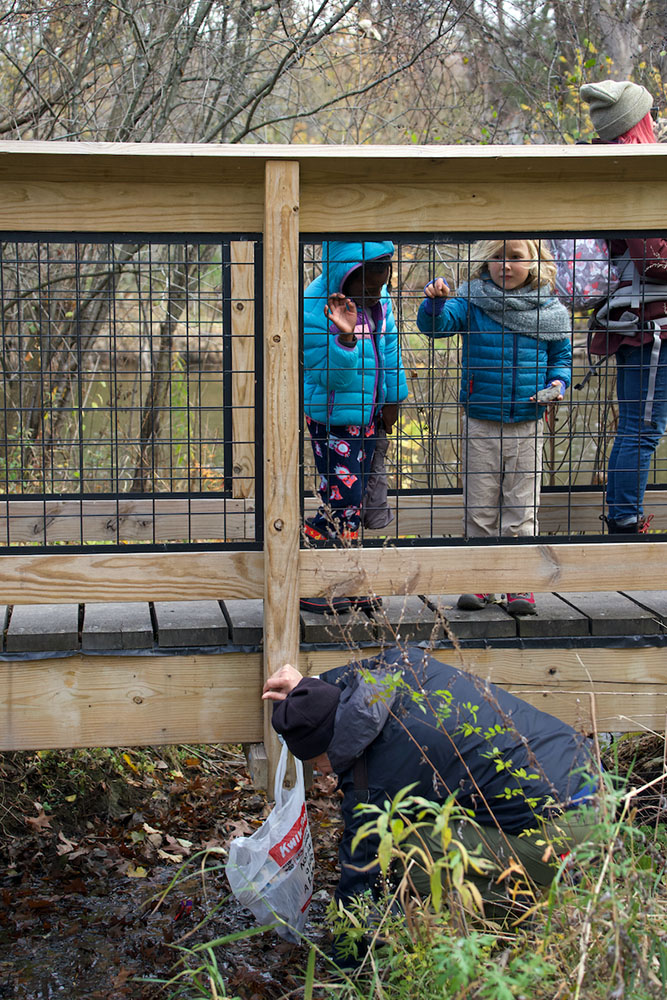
[262,644,598,920]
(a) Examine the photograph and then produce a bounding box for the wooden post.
[262,160,300,789]
[231,241,256,500]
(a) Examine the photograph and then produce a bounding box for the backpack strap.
[644,320,667,425]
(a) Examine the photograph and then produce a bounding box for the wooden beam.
[297,646,667,732]
[299,541,667,598]
[0,550,263,604]
[263,160,301,783]
[0,497,256,543]
[231,241,257,500]
[0,652,263,750]
[2,643,663,750]
[298,645,667,688]
[0,141,665,232]
[1,490,664,544]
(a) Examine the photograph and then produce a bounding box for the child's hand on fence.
[531,380,565,405]
[262,663,304,702]
[424,277,450,299]
[325,293,358,340]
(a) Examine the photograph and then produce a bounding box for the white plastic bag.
[226,742,314,942]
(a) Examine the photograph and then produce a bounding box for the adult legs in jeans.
[607,340,667,525]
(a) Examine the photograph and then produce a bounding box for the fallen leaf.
[157,849,183,863]
[25,809,52,831]
[125,863,148,878]
[56,831,78,855]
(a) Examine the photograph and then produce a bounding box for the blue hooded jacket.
[303,240,408,427]
[417,277,572,423]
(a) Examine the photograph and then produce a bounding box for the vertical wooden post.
[231,241,256,501]
[262,160,300,789]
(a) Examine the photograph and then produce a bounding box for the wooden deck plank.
[81,602,153,651]
[153,601,228,648]
[6,604,79,652]
[300,605,376,645]
[556,591,663,636]
[620,591,667,625]
[424,594,517,639]
[371,595,442,644]
[221,599,264,646]
[515,592,590,638]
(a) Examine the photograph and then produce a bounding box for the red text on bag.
[269,804,308,867]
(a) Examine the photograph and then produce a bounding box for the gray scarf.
[459,276,570,341]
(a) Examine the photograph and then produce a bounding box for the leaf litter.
[0,747,343,999]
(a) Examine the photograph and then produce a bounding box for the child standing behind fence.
[417,238,572,616]
[302,240,408,615]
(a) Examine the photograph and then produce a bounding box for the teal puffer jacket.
[303,240,408,427]
[417,291,572,423]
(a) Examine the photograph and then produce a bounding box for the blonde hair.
[469,238,557,291]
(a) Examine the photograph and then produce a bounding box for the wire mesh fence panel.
[0,234,262,550]
[300,233,667,549]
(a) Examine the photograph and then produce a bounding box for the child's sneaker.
[506,593,537,616]
[457,593,495,611]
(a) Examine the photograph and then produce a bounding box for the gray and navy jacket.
[320,645,596,905]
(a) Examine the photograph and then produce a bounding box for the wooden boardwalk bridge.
[0,140,666,782]
[2,591,665,757]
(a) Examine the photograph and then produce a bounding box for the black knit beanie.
[271,677,341,760]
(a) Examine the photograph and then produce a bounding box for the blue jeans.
[606,338,667,522]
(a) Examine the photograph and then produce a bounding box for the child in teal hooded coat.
[302,240,408,614]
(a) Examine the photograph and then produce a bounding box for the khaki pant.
[406,805,597,922]
[462,414,543,537]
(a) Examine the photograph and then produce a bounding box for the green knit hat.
[580,80,653,140]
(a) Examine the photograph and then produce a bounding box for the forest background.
[1,0,665,147]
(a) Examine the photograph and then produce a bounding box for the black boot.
[605,516,652,534]
[606,517,639,534]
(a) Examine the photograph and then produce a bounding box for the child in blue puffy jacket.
[302,240,408,615]
[417,238,572,617]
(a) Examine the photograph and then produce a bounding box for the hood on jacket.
[321,240,395,298]
[326,666,399,774]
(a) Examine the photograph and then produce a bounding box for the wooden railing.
[0,140,666,772]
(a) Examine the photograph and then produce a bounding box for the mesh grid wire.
[0,232,664,555]
[0,235,262,551]
[300,234,667,547]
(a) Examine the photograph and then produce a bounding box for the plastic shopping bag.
[226,742,314,942]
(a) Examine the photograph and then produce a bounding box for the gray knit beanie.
[580,80,653,140]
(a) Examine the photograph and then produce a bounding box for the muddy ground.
[1,733,665,1000]
[0,747,343,1000]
